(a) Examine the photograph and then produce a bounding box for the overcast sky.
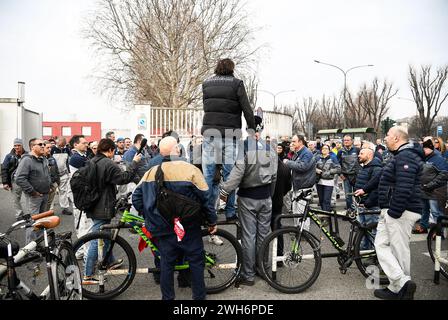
[1,0,447,125]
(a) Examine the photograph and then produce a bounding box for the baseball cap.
[116,137,125,142]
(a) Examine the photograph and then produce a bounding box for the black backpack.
[155,164,204,226]
[70,157,102,212]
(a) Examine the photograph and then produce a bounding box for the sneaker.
[61,209,73,216]
[374,288,399,300]
[235,277,255,287]
[82,276,100,286]
[209,235,224,246]
[107,259,124,270]
[398,280,416,300]
[226,215,238,223]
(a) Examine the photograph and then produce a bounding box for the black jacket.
[354,157,383,208]
[201,75,255,138]
[86,154,138,220]
[378,143,424,218]
[337,146,361,176]
[1,150,28,187]
[272,158,292,214]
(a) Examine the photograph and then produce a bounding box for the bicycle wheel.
[354,225,389,285]
[258,227,321,294]
[202,229,242,294]
[73,232,137,300]
[51,240,83,300]
[427,225,448,280]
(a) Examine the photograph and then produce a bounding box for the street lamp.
[314,60,374,129]
[257,89,295,109]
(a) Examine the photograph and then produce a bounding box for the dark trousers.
[158,227,205,300]
[270,210,284,256]
[316,184,334,212]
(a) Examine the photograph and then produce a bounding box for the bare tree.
[317,94,344,130]
[84,0,259,109]
[358,78,398,132]
[240,74,259,108]
[345,90,368,128]
[409,65,448,136]
[292,97,319,137]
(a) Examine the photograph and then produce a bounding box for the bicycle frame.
[0,228,56,300]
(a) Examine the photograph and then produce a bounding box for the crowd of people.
[1,58,448,301]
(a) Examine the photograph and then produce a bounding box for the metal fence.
[148,107,293,139]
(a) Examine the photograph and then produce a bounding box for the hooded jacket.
[354,157,383,208]
[221,137,278,200]
[14,154,51,195]
[378,142,424,218]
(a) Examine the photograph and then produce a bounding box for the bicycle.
[0,211,82,300]
[257,189,388,294]
[73,193,243,300]
[427,214,448,283]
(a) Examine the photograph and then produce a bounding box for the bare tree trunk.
[84,0,260,110]
[409,65,448,136]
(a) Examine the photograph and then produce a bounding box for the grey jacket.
[316,155,341,180]
[222,138,277,198]
[15,154,51,195]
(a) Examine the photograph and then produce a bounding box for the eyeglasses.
[33,143,44,147]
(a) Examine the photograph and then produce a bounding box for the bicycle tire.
[354,225,389,285]
[427,225,448,280]
[202,229,242,294]
[51,240,83,300]
[258,227,321,294]
[73,232,137,300]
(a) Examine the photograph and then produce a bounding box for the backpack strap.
[155,163,165,192]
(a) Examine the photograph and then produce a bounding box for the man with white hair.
[374,126,424,300]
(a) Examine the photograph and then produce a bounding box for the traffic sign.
[437,125,443,136]
[138,114,147,130]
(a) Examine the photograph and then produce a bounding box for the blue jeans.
[202,137,238,218]
[84,219,116,277]
[158,227,205,300]
[343,178,354,210]
[420,199,443,230]
[358,207,380,250]
[316,184,333,212]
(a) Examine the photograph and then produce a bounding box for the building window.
[82,126,92,136]
[62,127,71,137]
[43,127,52,136]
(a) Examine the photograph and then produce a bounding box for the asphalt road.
[0,187,446,300]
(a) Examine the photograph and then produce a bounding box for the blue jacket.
[132,157,217,237]
[354,157,383,208]
[286,147,316,190]
[378,143,424,218]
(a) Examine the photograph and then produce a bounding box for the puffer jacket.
[201,75,255,138]
[421,150,448,200]
[378,142,424,218]
[354,157,383,208]
[337,146,361,176]
[286,147,316,190]
[15,154,51,195]
[132,158,217,237]
[86,153,139,220]
[316,155,341,180]
[221,137,278,199]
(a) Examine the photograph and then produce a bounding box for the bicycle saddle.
[0,240,20,258]
[32,216,60,231]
